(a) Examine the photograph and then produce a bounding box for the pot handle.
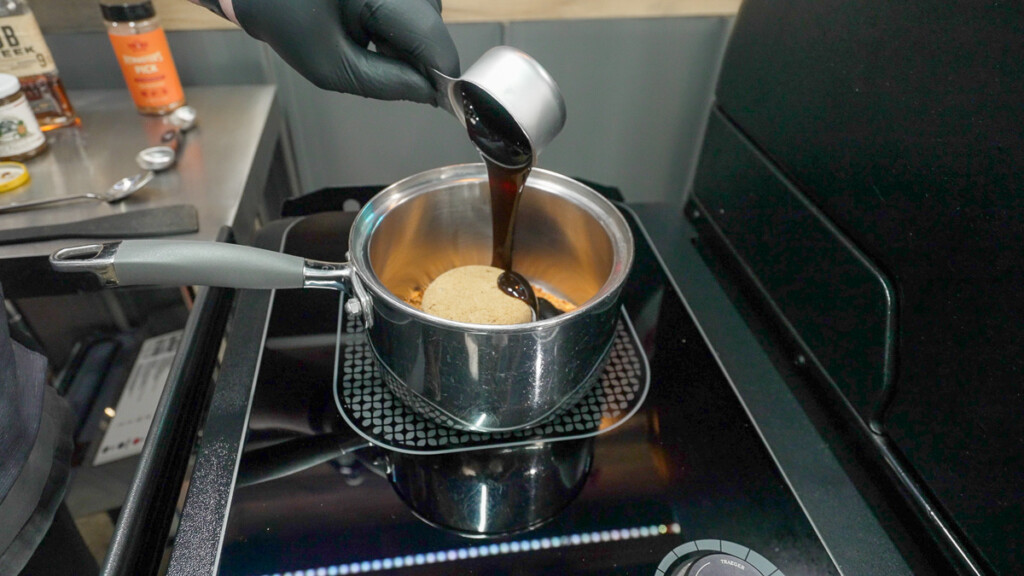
[51,239,375,327]
[51,240,310,289]
[236,435,372,488]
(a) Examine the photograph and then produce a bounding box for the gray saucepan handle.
[51,239,310,289]
[51,239,373,326]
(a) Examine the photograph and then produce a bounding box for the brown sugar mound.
[420,265,533,325]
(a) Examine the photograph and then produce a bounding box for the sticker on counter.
[93,330,182,466]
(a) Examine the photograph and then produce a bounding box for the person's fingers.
[338,0,371,48]
[357,0,460,78]
[234,0,449,102]
[333,46,438,102]
[423,0,443,16]
[231,0,264,39]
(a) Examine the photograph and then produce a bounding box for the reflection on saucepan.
[383,439,593,538]
[237,434,593,538]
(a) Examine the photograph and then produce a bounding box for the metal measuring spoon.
[104,105,197,208]
[0,170,155,214]
[136,105,198,171]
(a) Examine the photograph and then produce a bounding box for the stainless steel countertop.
[0,85,287,260]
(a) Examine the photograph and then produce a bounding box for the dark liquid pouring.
[461,83,562,321]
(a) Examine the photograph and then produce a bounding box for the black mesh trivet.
[333,301,649,455]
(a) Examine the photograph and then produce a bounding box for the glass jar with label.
[101,1,186,115]
[0,0,78,131]
[0,73,46,161]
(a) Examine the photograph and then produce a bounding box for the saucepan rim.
[348,163,635,333]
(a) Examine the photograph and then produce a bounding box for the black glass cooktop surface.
[215,210,838,576]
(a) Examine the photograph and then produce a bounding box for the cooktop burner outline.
[332,302,650,455]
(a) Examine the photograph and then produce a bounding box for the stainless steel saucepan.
[50,164,634,432]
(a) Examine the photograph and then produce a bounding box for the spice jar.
[101,1,186,115]
[0,73,47,161]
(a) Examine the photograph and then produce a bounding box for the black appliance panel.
[690,110,894,426]
[706,1,1024,572]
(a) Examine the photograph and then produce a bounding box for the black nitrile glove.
[232,0,459,105]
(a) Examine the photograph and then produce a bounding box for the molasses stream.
[460,83,561,320]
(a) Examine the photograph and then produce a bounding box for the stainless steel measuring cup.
[432,46,567,163]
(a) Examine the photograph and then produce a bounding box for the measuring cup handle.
[429,69,461,120]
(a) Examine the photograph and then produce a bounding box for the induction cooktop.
[185,207,840,576]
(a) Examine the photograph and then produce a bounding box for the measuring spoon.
[136,105,198,171]
[0,170,155,214]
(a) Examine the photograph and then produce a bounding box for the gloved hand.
[231,0,459,105]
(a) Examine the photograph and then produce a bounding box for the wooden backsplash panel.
[33,0,740,33]
[32,0,224,33]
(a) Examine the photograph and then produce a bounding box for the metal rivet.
[344,298,362,317]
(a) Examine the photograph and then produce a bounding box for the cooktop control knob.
[673,553,763,576]
[655,540,784,576]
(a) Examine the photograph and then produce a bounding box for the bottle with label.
[0,0,78,131]
[0,73,46,161]
[101,1,185,116]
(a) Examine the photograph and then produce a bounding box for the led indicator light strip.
[259,523,683,576]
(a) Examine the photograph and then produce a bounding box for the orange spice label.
[108,29,184,111]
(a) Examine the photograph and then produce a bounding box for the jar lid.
[100,1,156,22]
[0,162,30,194]
[0,74,20,100]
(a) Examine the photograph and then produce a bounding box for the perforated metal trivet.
[332,301,650,455]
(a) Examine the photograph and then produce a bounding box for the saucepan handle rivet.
[344,297,362,318]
